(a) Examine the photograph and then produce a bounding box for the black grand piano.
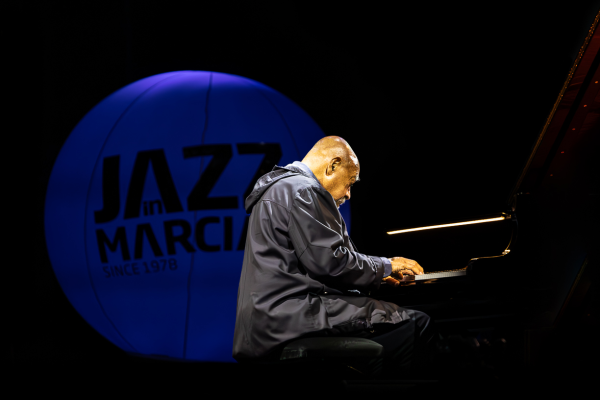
[375,10,600,386]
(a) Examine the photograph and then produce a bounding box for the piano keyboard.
[415,268,467,280]
[400,268,467,283]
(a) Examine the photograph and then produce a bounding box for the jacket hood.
[244,164,315,213]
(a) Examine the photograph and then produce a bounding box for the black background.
[16,0,600,382]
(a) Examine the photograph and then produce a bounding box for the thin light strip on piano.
[387,216,506,235]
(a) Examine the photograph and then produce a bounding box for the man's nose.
[345,187,351,200]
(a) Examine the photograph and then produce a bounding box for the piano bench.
[279,337,383,361]
[238,338,384,387]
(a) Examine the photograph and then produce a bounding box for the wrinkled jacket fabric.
[233,162,406,360]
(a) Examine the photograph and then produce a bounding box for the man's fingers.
[393,270,405,279]
[406,259,423,275]
[410,265,424,275]
[383,276,400,287]
[406,259,424,275]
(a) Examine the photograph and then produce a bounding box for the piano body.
[376,10,600,374]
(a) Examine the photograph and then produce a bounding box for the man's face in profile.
[326,154,360,208]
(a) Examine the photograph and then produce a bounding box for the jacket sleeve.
[288,186,385,291]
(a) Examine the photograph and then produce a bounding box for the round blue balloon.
[45,71,351,362]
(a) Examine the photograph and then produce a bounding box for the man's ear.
[327,157,342,176]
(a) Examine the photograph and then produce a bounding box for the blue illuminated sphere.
[45,71,351,362]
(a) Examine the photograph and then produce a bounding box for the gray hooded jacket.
[232,162,407,360]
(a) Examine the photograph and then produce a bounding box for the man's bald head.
[302,136,359,168]
[302,136,360,208]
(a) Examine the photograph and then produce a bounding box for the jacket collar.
[290,161,320,183]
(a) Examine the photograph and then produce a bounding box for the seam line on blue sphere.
[83,73,180,353]
[252,82,302,159]
[183,71,214,359]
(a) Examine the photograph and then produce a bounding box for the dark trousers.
[353,309,434,377]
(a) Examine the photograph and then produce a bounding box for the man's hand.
[389,257,424,278]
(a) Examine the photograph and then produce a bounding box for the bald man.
[233,137,432,374]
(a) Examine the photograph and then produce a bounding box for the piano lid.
[504,10,600,329]
[509,11,600,204]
